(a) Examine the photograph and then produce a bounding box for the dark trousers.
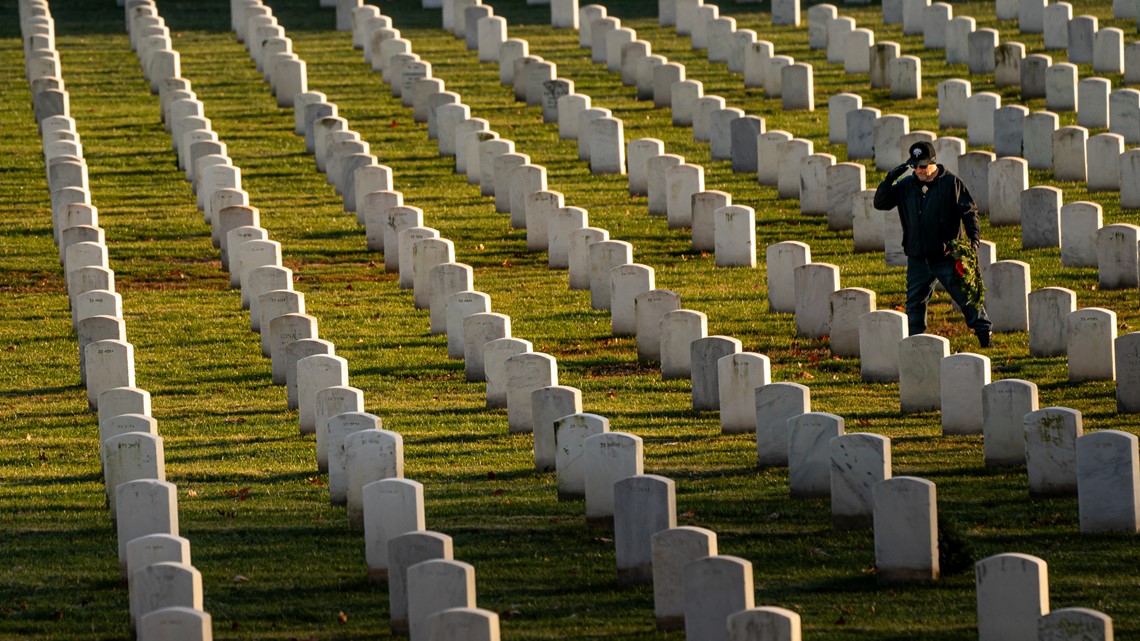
[905,255,992,337]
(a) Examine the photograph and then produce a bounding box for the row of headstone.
[417,0,1130,593]
[163,2,1140,634]
[186,5,514,639]
[113,5,212,635]
[938,71,1140,153]
[359,3,1134,637]
[366,13,768,616]
[337,12,763,630]
[21,2,213,638]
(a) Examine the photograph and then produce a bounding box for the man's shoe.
[977,332,991,348]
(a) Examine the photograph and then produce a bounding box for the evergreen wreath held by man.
[873,141,993,348]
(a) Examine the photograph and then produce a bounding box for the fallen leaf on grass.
[337,611,348,624]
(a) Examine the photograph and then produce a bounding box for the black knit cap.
[906,141,937,167]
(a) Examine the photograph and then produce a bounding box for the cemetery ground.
[3,0,1140,638]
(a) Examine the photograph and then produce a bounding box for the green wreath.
[950,237,985,308]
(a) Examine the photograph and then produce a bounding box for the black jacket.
[873,164,981,259]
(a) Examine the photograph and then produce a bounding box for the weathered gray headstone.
[683,555,754,641]
[362,478,424,581]
[660,309,708,380]
[1046,63,1078,112]
[116,479,178,574]
[766,241,810,313]
[691,191,730,252]
[1096,224,1140,289]
[1067,308,1117,381]
[504,352,558,433]
[1020,186,1062,248]
[531,385,582,471]
[1039,608,1113,641]
[794,263,839,338]
[584,432,644,526]
[873,476,938,583]
[937,79,970,129]
[1059,202,1100,267]
[344,428,404,529]
[718,352,770,434]
[1117,333,1140,413]
[1026,406,1083,496]
[691,336,742,411]
[831,433,891,529]
[988,260,1031,333]
[388,531,453,634]
[941,353,990,435]
[555,413,610,500]
[651,526,717,631]
[615,474,676,585]
[788,411,845,498]
[406,560,476,641]
[1029,287,1076,357]
[967,92,1001,147]
[1075,430,1139,533]
[975,553,1049,641]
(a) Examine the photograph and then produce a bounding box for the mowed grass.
[1,0,1138,639]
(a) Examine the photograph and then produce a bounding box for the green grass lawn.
[2,0,1139,639]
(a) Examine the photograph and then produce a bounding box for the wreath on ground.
[951,237,985,308]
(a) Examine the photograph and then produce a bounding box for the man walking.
[874,141,992,347]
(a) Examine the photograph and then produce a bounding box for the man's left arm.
[955,177,982,249]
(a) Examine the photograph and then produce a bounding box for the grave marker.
[829,287,876,358]
[975,553,1050,641]
[1029,287,1076,357]
[831,433,891,529]
[1067,308,1118,381]
[1026,407,1083,496]
[388,531,454,635]
[531,386,582,471]
[345,428,404,529]
[314,386,363,473]
[683,556,754,641]
[660,309,708,380]
[555,413,609,500]
[691,336,742,410]
[860,310,907,382]
[941,353,990,435]
[651,526,717,630]
[718,352,770,434]
[873,476,938,583]
[584,432,644,526]
[793,263,839,338]
[363,478,425,581]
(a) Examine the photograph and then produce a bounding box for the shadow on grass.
[0,384,83,398]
